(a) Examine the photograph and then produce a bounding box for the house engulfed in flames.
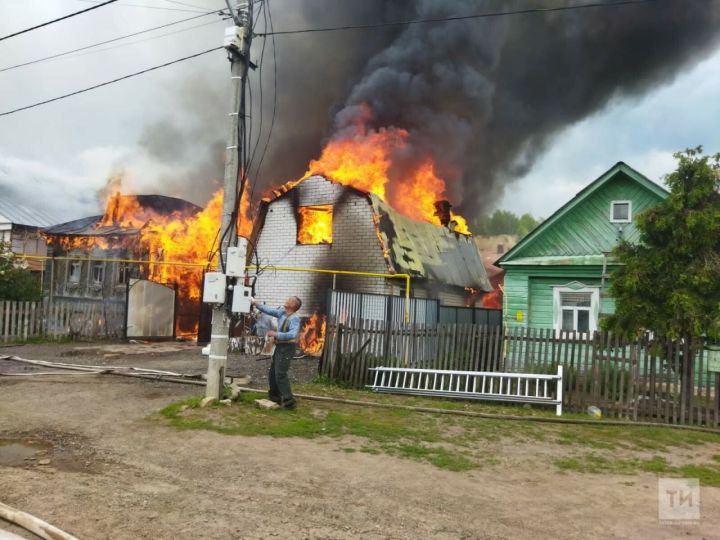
[248,175,493,318]
[42,193,208,336]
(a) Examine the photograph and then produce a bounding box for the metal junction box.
[226,239,247,277]
[231,285,253,314]
[203,272,226,304]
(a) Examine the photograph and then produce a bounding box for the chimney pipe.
[433,200,452,227]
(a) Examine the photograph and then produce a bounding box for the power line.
[0,47,223,118]
[255,0,664,37]
[162,0,215,10]
[250,0,277,196]
[76,0,208,14]
[57,17,228,63]
[0,11,225,73]
[0,0,118,42]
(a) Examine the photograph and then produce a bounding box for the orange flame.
[481,289,503,310]
[304,104,470,233]
[297,205,333,245]
[51,183,253,336]
[298,313,327,355]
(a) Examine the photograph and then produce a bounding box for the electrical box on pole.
[226,237,247,277]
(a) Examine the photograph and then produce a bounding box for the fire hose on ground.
[0,501,79,540]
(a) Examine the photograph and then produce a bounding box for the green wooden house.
[496,162,668,333]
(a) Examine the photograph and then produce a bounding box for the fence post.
[556,364,564,416]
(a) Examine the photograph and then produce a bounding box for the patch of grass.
[549,423,720,453]
[554,453,720,487]
[678,464,720,487]
[157,380,720,475]
[555,454,672,475]
[390,443,477,472]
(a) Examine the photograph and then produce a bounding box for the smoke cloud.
[122,0,720,222]
[256,0,720,221]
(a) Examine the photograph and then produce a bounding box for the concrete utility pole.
[205,0,253,399]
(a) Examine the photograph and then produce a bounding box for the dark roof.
[130,194,201,215]
[369,195,492,291]
[43,195,201,237]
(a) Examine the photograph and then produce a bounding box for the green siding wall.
[504,266,616,329]
[508,171,665,260]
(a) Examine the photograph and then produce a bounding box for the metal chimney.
[433,200,452,227]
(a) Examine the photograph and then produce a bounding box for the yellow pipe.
[16,254,207,269]
[499,283,507,360]
[18,256,413,321]
[247,265,412,322]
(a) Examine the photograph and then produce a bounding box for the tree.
[604,147,720,340]
[473,210,542,238]
[0,242,43,301]
[517,213,541,238]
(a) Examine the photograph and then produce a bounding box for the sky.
[499,47,720,218]
[1,0,719,225]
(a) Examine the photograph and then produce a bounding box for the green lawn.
[158,382,720,482]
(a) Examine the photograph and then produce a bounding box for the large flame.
[53,184,253,336]
[298,312,327,355]
[304,104,470,234]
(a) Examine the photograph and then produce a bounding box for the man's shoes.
[281,400,297,410]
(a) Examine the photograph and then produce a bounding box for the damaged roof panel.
[369,194,492,292]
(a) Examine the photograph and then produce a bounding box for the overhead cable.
[0,0,118,42]
[0,47,223,118]
[0,11,225,73]
[255,0,664,36]
[76,0,207,14]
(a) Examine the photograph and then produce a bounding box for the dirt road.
[1,343,718,539]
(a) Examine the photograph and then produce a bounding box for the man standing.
[252,296,302,409]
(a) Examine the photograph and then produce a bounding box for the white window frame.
[553,285,599,335]
[68,261,82,284]
[91,262,105,285]
[117,263,130,285]
[610,200,632,223]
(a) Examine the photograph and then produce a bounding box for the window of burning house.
[68,261,82,284]
[91,262,105,285]
[297,205,333,245]
[117,263,130,285]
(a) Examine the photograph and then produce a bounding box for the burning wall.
[249,175,491,319]
[43,193,223,336]
[251,175,396,316]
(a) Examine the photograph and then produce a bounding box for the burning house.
[42,193,216,337]
[248,174,492,318]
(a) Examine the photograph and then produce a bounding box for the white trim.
[552,285,599,335]
[610,200,632,223]
[68,260,82,284]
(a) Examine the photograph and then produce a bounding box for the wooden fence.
[1,300,126,342]
[321,319,720,428]
[320,317,504,386]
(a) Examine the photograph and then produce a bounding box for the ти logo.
[658,478,700,523]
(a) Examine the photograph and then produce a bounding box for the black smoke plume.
[255,0,720,219]
[132,0,720,221]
